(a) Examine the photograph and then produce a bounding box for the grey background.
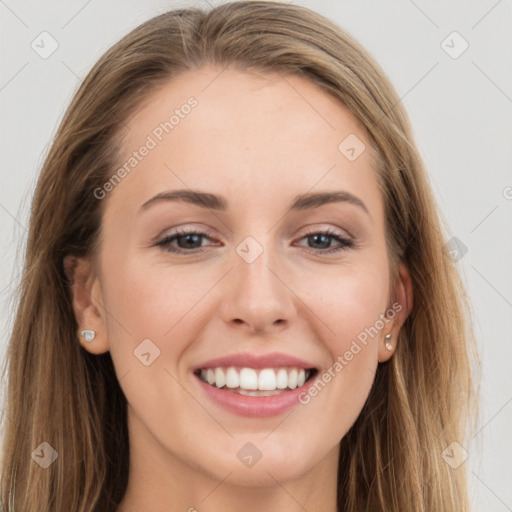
[1,1,511,510]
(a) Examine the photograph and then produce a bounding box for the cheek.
[100,258,214,413]
[329,281,387,350]
[308,260,389,345]
[297,270,387,433]
[101,254,217,353]
[304,259,389,394]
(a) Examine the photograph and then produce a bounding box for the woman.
[0,1,479,510]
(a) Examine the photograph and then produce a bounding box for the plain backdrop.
[1,1,511,510]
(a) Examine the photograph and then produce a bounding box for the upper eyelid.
[158,220,353,237]
[157,226,352,242]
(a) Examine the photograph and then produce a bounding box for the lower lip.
[194,372,317,418]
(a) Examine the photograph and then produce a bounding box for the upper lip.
[193,352,318,371]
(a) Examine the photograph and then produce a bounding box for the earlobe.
[63,254,109,355]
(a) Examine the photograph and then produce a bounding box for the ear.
[378,262,413,363]
[63,254,109,354]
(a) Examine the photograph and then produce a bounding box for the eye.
[156,227,216,254]
[155,227,354,255]
[296,228,354,254]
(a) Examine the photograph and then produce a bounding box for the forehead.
[106,66,382,219]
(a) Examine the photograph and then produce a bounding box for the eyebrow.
[139,189,370,216]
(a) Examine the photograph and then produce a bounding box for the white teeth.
[238,389,283,397]
[225,367,239,388]
[276,368,288,389]
[198,366,312,391]
[288,368,298,389]
[239,368,258,390]
[258,369,276,391]
[214,368,225,388]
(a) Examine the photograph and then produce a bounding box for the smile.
[195,366,316,395]
[193,366,319,416]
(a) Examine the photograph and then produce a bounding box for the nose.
[219,246,296,335]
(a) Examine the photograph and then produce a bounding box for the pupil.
[180,234,201,248]
[310,234,329,249]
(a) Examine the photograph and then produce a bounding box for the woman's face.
[79,66,410,487]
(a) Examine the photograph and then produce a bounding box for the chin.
[200,448,318,487]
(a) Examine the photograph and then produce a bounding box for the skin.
[66,66,413,512]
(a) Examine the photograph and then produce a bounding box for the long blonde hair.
[0,2,479,510]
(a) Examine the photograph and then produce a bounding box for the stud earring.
[80,330,96,343]
[384,333,393,351]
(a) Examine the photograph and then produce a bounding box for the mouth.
[193,366,319,397]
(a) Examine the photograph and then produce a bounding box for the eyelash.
[156,227,354,255]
